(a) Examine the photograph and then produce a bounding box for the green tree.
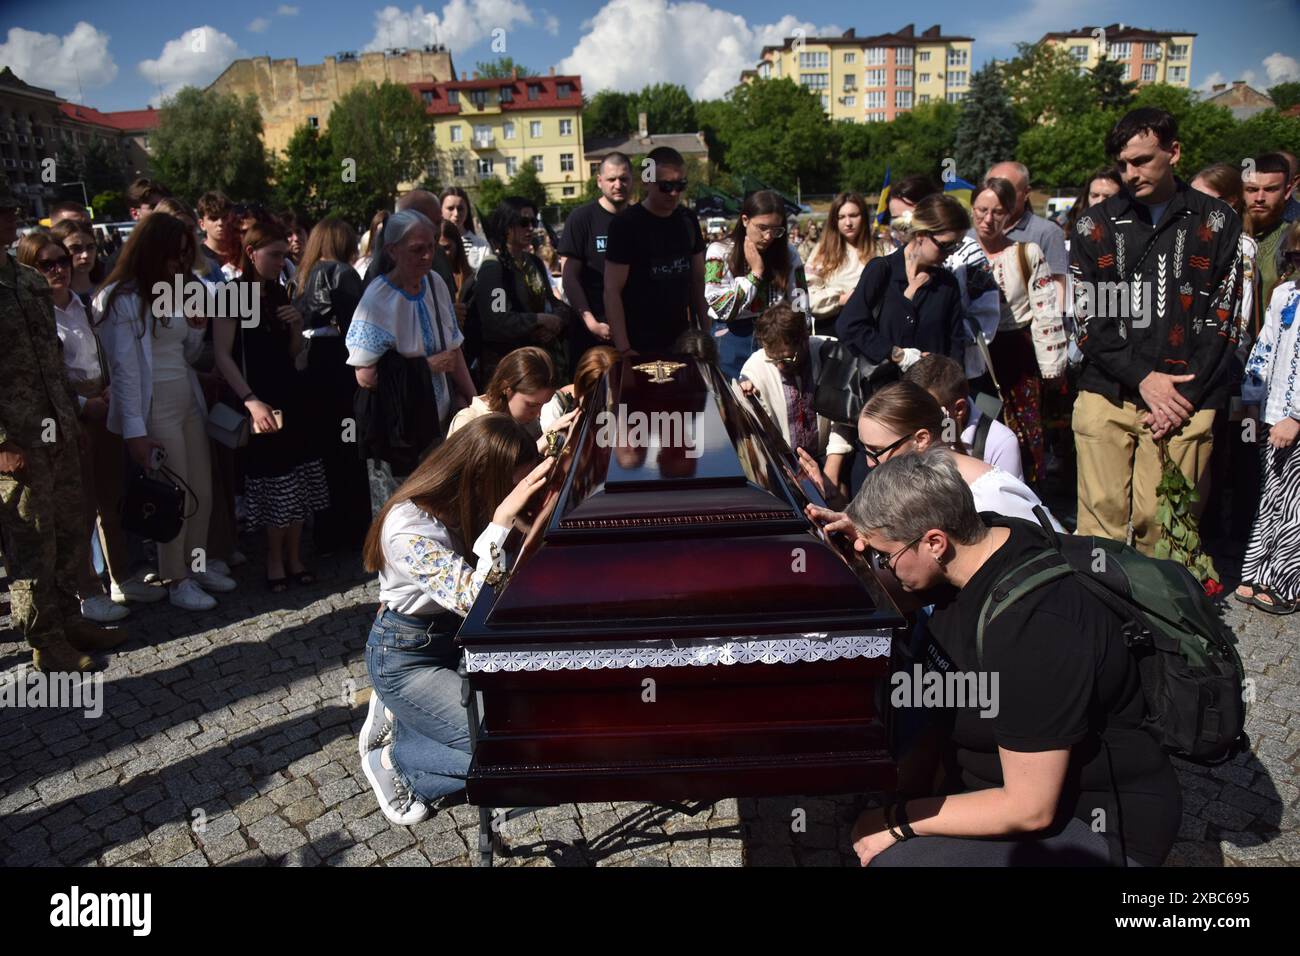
[1016,108,1118,190]
[272,123,335,221]
[324,81,435,226]
[90,190,127,221]
[1001,41,1092,126]
[1268,82,1300,111]
[954,64,1020,182]
[707,79,834,193]
[475,176,508,218]
[1128,84,1236,175]
[506,160,549,210]
[151,86,272,202]
[1090,55,1136,111]
[584,90,636,139]
[474,57,534,79]
[628,83,696,134]
[1205,110,1300,171]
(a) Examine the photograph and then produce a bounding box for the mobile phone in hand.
[149,447,167,470]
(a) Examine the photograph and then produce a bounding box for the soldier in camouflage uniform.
[0,180,125,672]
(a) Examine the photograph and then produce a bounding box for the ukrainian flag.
[944,176,977,211]
[875,166,891,224]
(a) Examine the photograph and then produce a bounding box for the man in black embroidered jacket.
[1070,107,1242,556]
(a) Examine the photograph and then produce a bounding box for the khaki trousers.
[1073,390,1215,555]
[147,376,212,581]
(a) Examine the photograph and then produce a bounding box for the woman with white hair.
[346,209,476,495]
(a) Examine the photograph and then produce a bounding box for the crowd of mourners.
[2,103,1298,868]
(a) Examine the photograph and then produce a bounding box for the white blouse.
[53,295,102,390]
[377,500,511,617]
[1244,281,1300,427]
[969,465,1065,531]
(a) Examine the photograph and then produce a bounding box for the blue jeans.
[713,320,755,381]
[365,608,471,802]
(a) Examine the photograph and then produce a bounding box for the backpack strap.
[971,410,994,460]
[1015,241,1030,290]
[975,549,1074,665]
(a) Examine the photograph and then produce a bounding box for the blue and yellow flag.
[875,166,891,224]
[944,176,976,211]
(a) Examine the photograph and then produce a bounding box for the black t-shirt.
[558,200,616,317]
[924,517,1181,867]
[604,203,705,351]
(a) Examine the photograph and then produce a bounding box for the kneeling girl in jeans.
[358,414,551,825]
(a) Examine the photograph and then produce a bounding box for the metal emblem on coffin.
[633,359,687,383]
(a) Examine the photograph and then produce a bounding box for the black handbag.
[119,464,197,544]
[811,337,898,424]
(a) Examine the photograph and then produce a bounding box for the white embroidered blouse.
[1244,281,1300,427]
[377,500,511,617]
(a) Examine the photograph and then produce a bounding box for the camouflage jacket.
[0,252,81,450]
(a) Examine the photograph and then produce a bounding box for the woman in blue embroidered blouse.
[357,414,551,825]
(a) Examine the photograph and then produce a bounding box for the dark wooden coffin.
[458,354,907,807]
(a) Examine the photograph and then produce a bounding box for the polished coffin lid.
[457,354,906,671]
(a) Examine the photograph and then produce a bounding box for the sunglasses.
[657,179,689,194]
[926,234,962,258]
[861,433,912,466]
[37,255,72,272]
[517,217,537,228]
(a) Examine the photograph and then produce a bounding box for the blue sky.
[2,0,1298,111]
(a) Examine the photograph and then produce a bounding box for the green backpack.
[976,511,1248,765]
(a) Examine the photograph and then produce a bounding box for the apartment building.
[738,24,975,123]
[1040,24,1195,88]
[412,70,585,202]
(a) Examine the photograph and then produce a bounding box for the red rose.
[1202,579,1224,598]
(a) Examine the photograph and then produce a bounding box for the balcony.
[472,134,495,150]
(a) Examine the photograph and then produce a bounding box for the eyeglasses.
[36,255,71,272]
[873,535,923,574]
[764,352,800,365]
[657,179,689,194]
[750,223,787,238]
[861,433,912,466]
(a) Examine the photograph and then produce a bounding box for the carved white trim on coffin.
[463,632,894,672]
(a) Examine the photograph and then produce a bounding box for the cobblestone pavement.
[1,549,1296,867]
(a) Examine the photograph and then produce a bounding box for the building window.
[800,73,829,89]
[421,90,433,105]
[502,121,516,140]
[531,155,544,172]
[1143,42,1160,59]
[529,120,543,138]
[307,116,319,129]
[558,82,572,98]
[450,125,463,142]
[506,156,518,176]
[478,157,494,176]
[946,70,967,86]
[799,51,829,69]
[918,50,931,62]
[1070,45,1088,62]
[563,186,576,196]
[528,84,540,101]
[1168,65,1187,83]
[1168,44,1188,60]
[946,91,966,103]
[452,158,466,177]
[947,49,968,67]
[864,69,886,87]
[470,90,487,108]
[1141,63,1157,82]
[427,128,436,142]
[427,160,438,177]
[918,72,930,84]
[560,153,574,171]
[865,91,886,110]
[896,69,913,87]
[843,74,857,89]
[918,93,931,104]
[843,52,856,64]
[448,89,460,105]
[843,95,856,107]
[559,118,572,136]
[473,124,493,146]
[865,111,887,123]
[864,48,887,66]
[758,62,772,79]
[895,90,913,109]
[1110,41,1131,59]
[896,48,914,66]
[820,93,829,110]
[499,86,513,103]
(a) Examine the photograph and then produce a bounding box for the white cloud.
[0,22,118,99]
[1264,52,1300,85]
[543,13,560,36]
[978,0,1122,50]
[363,1,536,52]
[248,17,271,33]
[1198,71,1227,93]
[558,0,839,101]
[137,26,242,106]
[276,4,300,14]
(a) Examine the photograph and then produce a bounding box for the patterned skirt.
[244,458,331,530]
[989,326,1045,483]
[1241,441,1300,601]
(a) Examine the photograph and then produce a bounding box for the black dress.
[233,278,330,529]
[295,261,372,552]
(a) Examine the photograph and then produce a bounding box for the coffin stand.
[456,355,908,865]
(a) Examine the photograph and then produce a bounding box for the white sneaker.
[192,569,237,593]
[362,747,428,826]
[81,594,129,622]
[358,692,393,760]
[169,578,217,611]
[111,574,167,604]
[206,559,232,576]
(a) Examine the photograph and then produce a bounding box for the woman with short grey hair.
[834,449,1180,868]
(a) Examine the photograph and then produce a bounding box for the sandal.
[266,575,289,594]
[289,569,316,587]
[1233,583,1258,605]
[1249,585,1297,615]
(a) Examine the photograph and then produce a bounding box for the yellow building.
[412,70,586,203]
[1041,24,1195,88]
[208,46,457,157]
[740,24,975,123]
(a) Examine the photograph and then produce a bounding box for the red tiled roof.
[1040,24,1197,42]
[59,102,160,131]
[409,75,583,117]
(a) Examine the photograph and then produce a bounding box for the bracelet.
[894,800,918,841]
[883,802,906,842]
